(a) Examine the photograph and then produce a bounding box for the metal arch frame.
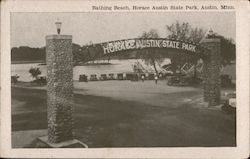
[84,38,211,59]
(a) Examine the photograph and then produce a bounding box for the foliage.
[140,29,160,39]
[72,42,107,65]
[166,21,205,43]
[72,43,83,64]
[166,21,206,74]
[29,67,41,79]
[220,38,235,65]
[207,32,236,65]
[11,43,102,65]
[11,46,45,62]
[138,29,164,75]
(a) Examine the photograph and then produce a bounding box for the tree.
[11,46,45,62]
[221,38,235,65]
[166,21,205,43]
[72,43,83,65]
[29,67,41,80]
[138,29,164,76]
[166,21,205,75]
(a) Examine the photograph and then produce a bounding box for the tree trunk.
[194,60,197,78]
[170,59,177,74]
[151,57,158,76]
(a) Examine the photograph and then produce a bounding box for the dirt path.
[74,80,202,108]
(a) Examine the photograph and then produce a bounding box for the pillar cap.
[46,35,72,40]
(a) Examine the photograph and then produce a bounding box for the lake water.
[11,59,170,82]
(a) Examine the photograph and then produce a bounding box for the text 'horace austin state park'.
[102,39,197,54]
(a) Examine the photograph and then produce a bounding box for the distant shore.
[11,60,115,66]
[11,60,45,64]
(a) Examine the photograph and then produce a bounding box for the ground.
[12,80,236,148]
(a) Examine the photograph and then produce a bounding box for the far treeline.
[11,46,45,63]
[11,43,120,64]
[11,21,235,66]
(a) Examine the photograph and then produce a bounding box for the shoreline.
[11,60,45,64]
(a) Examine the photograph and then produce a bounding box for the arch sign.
[102,39,197,55]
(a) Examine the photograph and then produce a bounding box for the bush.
[29,67,41,80]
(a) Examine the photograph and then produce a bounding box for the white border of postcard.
[1,0,249,158]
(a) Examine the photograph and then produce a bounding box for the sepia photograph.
[11,12,236,148]
[1,0,249,158]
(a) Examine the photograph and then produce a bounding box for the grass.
[12,86,236,147]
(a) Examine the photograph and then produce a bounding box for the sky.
[11,12,236,48]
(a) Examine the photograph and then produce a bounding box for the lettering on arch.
[101,39,197,55]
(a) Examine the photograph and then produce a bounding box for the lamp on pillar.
[206,29,218,39]
[55,20,62,35]
[208,29,213,36]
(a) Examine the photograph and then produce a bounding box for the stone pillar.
[46,35,74,143]
[201,38,221,106]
